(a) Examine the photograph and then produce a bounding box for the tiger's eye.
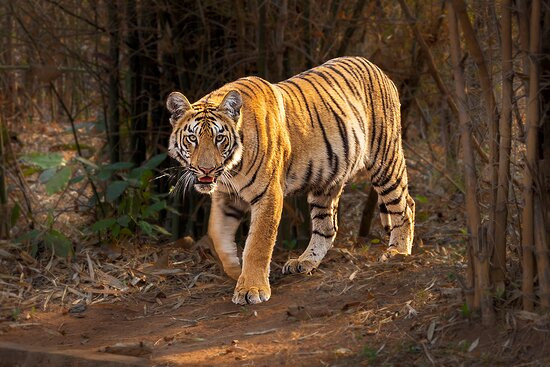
[188,135,197,143]
[215,135,225,143]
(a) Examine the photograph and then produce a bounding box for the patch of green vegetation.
[361,345,378,362]
[282,238,297,250]
[10,308,21,321]
[460,303,471,318]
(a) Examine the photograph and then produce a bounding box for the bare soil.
[2,239,550,366]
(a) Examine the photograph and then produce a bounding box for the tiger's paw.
[282,258,318,275]
[378,246,407,262]
[232,278,271,305]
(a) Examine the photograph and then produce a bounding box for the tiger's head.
[166,90,243,194]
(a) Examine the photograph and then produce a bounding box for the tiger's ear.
[166,92,191,125]
[218,90,242,122]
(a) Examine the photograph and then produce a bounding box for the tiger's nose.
[199,166,215,175]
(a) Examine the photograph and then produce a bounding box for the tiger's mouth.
[194,175,217,194]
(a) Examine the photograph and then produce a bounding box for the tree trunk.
[0,119,8,239]
[521,0,541,312]
[493,0,513,294]
[257,0,267,78]
[447,1,494,324]
[452,0,499,285]
[336,0,369,56]
[107,1,120,163]
[274,0,288,81]
[127,0,145,165]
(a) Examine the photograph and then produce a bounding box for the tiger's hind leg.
[378,199,392,234]
[282,186,343,274]
[369,150,415,261]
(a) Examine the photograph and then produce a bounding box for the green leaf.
[16,229,42,244]
[90,218,116,232]
[10,203,21,227]
[96,168,114,181]
[116,215,130,227]
[165,205,181,215]
[415,195,428,204]
[142,153,167,170]
[120,228,133,236]
[39,167,57,183]
[103,162,134,171]
[152,225,171,236]
[138,220,155,237]
[22,167,41,176]
[74,156,99,170]
[112,223,121,237]
[43,230,73,258]
[21,152,64,169]
[69,175,85,184]
[106,181,129,202]
[143,201,166,218]
[45,166,72,195]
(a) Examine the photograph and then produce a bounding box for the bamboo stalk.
[521,0,541,312]
[451,0,499,288]
[447,0,478,310]
[534,199,550,310]
[478,225,496,325]
[493,0,513,294]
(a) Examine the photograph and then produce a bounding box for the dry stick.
[494,0,513,295]
[397,0,488,165]
[534,199,550,310]
[403,141,464,195]
[452,0,500,285]
[521,0,541,312]
[447,1,481,315]
[49,83,105,217]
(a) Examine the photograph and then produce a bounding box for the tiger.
[166,56,415,305]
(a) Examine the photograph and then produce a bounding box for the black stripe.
[223,210,242,220]
[285,80,315,128]
[313,107,335,167]
[385,189,404,207]
[241,153,265,192]
[373,151,403,188]
[312,213,331,220]
[310,203,328,210]
[250,184,269,205]
[245,119,261,175]
[302,160,314,187]
[227,205,245,217]
[312,230,335,239]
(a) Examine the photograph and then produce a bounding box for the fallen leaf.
[468,338,479,352]
[99,341,153,356]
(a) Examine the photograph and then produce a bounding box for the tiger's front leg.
[208,191,249,280]
[232,184,283,305]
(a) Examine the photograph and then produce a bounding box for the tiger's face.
[166,90,243,194]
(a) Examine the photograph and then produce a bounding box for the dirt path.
[3,240,548,366]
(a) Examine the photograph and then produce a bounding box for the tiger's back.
[276,57,403,197]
